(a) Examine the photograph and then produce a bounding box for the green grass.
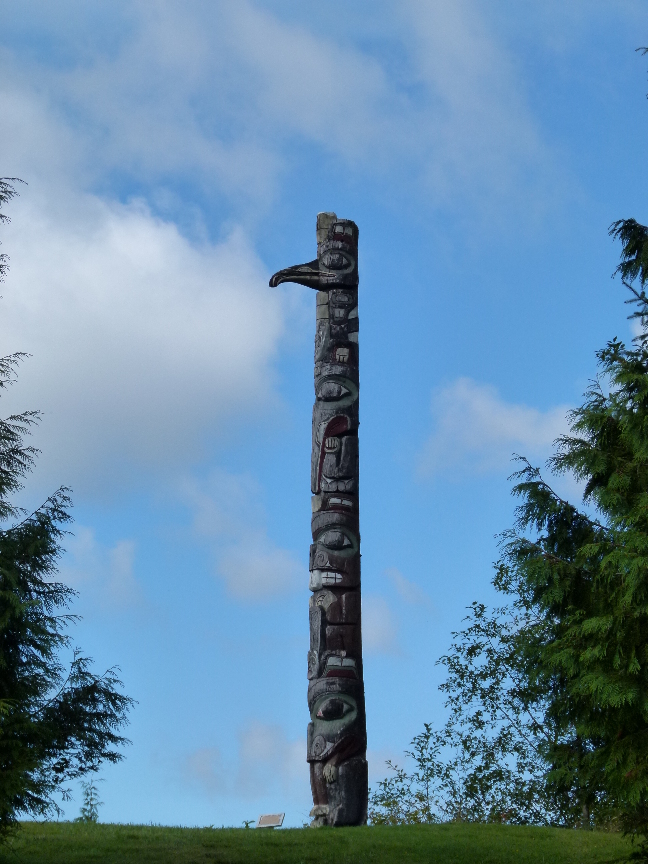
[0,822,636,864]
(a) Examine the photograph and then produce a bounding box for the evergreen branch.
[0,487,73,537]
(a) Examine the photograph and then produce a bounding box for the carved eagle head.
[269,213,358,290]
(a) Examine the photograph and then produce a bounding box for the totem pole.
[270,213,367,827]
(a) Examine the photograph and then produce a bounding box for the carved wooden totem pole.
[270,213,367,827]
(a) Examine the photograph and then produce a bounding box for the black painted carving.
[270,213,367,827]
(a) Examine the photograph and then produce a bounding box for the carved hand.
[323,763,339,784]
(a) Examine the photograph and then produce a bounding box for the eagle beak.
[269,259,321,289]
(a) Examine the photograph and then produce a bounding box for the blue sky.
[1,0,647,829]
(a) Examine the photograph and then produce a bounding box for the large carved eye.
[322,252,349,270]
[316,698,353,720]
[318,530,353,551]
[317,381,351,401]
[316,377,358,409]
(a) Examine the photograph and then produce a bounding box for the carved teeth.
[325,656,357,669]
[321,572,343,584]
[321,478,355,492]
[309,570,344,590]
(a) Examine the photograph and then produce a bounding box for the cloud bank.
[182,469,303,601]
[182,722,307,802]
[362,595,399,655]
[419,377,570,477]
[0,0,571,497]
[60,526,142,610]
[2,0,558,217]
[0,189,284,495]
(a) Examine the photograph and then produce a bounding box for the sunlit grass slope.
[0,822,635,864]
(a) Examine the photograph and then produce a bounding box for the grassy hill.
[0,822,635,864]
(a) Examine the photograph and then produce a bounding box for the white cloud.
[399,0,553,210]
[0,1,572,497]
[217,2,396,163]
[419,377,570,477]
[385,567,432,607]
[59,526,142,609]
[217,543,303,602]
[1,1,388,209]
[235,722,306,799]
[182,747,227,796]
[182,469,303,600]
[489,0,646,58]
[184,723,404,805]
[1,0,559,218]
[0,186,285,495]
[182,723,308,802]
[362,595,398,655]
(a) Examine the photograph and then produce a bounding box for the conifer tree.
[371,219,648,840]
[0,179,133,837]
[506,215,648,840]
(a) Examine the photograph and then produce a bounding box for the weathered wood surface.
[269,213,367,827]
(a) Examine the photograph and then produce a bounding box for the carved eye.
[319,530,353,550]
[318,381,351,401]
[317,698,353,720]
[316,377,357,408]
[322,252,349,270]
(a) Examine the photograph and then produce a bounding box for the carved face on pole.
[307,678,364,763]
[269,213,368,828]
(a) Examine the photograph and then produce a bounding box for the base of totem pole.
[308,805,329,828]
[308,756,368,827]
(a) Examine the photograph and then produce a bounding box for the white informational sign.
[255,813,285,829]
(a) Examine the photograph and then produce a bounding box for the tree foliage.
[0,179,23,283]
[610,219,648,293]
[75,779,103,824]
[370,597,591,827]
[373,219,648,842]
[517,290,648,840]
[0,180,133,837]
